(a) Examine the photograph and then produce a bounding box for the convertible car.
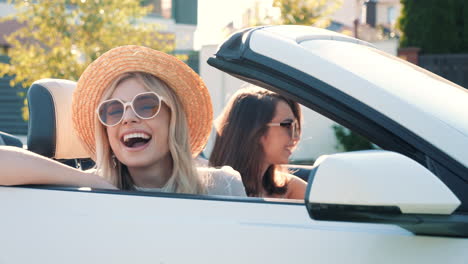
[0,25,467,263]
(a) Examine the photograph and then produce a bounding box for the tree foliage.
[398,0,468,53]
[0,0,175,88]
[332,124,377,152]
[272,0,342,27]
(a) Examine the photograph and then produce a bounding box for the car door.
[0,186,309,263]
[1,184,467,263]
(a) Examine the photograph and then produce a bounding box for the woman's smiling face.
[105,77,171,170]
[260,100,300,166]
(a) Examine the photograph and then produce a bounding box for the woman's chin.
[120,158,152,169]
[272,158,290,165]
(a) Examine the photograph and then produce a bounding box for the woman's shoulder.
[278,172,307,200]
[286,173,306,183]
[197,166,246,197]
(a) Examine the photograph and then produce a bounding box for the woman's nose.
[121,105,140,125]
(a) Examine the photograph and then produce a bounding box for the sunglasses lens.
[133,93,161,119]
[292,121,300,139]
[98,100,124,126]
[280,121,299,139]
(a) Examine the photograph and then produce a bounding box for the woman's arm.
[0,146,116,189]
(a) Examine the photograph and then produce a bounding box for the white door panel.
[1,187,467,263]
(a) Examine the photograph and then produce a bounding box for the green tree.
[332,124,377,152]
[398,0,468,53]
[273,0,342,27]
[0,0,174,89]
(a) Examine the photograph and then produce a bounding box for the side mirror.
[305,150,468,237]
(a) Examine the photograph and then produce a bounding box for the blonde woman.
[0,45,245,196]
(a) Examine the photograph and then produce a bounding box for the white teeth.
[123,133,150,142]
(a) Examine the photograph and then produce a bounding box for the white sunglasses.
[96,92,164,127]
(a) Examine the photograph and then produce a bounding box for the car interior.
[0,78,312,201]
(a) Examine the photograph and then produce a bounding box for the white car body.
[0,186,466,264]
[1,25,467,263]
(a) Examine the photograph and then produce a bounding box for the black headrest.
[27,79,89,159]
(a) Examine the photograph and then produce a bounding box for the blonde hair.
[94,72,206,194]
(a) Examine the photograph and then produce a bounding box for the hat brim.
[72,45,213,160]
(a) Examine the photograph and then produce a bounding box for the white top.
[134,166,247,197]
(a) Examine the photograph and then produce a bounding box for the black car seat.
[26,79,94,169]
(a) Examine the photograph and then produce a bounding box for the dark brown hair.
[209,86,301,197]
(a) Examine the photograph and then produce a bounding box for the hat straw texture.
[72,45,213,160]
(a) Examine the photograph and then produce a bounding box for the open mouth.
[121,132,152,148]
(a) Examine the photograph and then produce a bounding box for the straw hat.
[72,45,213,160]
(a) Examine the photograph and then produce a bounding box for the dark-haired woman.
[209,86,307,199]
